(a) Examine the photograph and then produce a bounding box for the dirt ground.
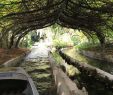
[0,48,29,64]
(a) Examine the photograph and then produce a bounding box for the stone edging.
[2,51,30,67]
[79,50,113,63]
[48,53,87,95]
[59,50,113,91]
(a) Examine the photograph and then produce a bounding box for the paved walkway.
[21,42,56,95]
[25,41,50,61]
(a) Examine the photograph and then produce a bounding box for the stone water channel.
[19,44,57,95]
[62,48,113,95]
[64,48,113,75]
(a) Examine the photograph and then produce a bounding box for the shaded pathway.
[21,42,56,95]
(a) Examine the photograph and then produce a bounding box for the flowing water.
[64,48,113,74]
[63,48,113,95]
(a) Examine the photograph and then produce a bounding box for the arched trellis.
[0,0,113,48]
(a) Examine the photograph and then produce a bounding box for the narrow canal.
[63,48,113,74]
[63,48,113,95]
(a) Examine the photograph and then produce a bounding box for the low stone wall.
[79,50,113,63]
[59,50,113,91]
[49,53,87,95]
[2,51,30,67]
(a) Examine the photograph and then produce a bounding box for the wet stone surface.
[21,57,56,95]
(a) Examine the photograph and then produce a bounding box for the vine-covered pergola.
[0,0,113,48]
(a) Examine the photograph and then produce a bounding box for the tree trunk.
[92,28,105,52]
[15,36,22,48]
[9,35,15,49]
[15,31,29,48]
[95,31,105,47]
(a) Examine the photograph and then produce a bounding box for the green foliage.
[53,39,68,49]
[52,52,63,65]
[71,35,80,45]
[52,52,80,77]
[1,0,113,48]
[70,30,88,45]
[51,24,74,48]
[0,0,21,18]
[51,24,65,38]
[76,42,99,50]
[66,65,80,77]
[20,33,35,48]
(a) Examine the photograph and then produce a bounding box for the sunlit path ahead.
[25,41,51,61]
[20,41,56,95]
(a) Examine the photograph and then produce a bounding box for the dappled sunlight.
[26,40,52,60]
[64,48,113,75]
[60,33,74,46]
[1,0,113,95]
[64,48,89,63]
[58,82,62,87]
[21,44,56,95]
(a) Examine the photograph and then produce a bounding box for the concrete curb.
[2,51,30,67]
[49,53,87,95]
[79,50,113,63]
